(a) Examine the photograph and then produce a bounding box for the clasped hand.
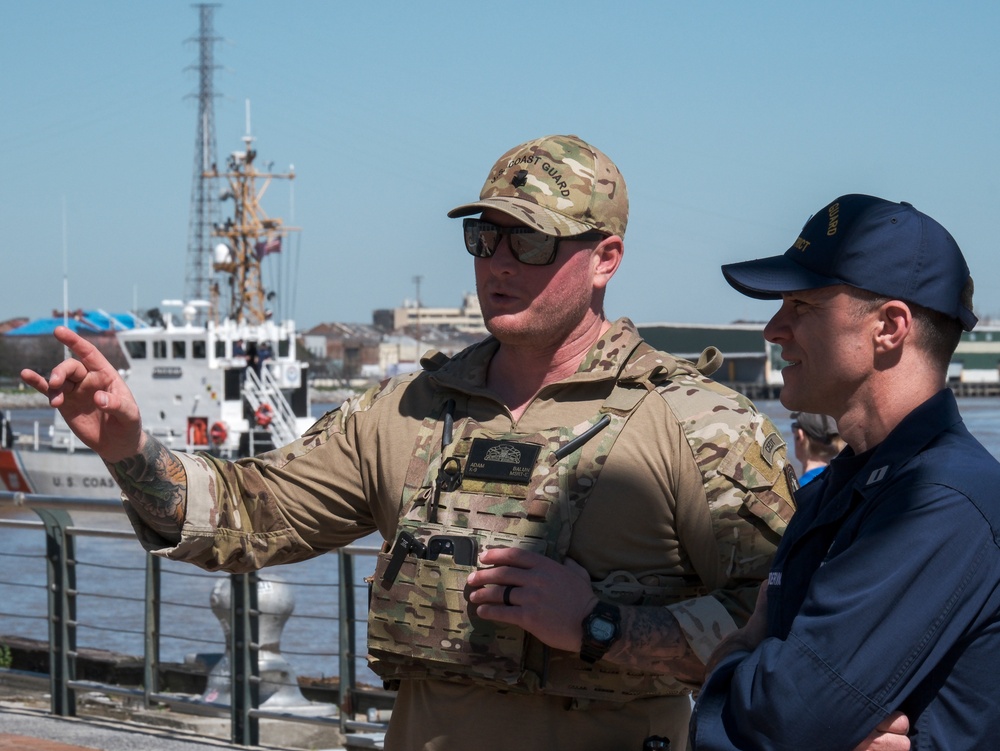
[466,547,597,653]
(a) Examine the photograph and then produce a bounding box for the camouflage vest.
[367,342,768,701]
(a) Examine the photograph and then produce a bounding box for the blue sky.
[3,1,998,331]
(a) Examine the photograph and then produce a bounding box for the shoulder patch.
[760,431,785,467]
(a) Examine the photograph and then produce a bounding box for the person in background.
[22,134,799,751]
[256,340,273,373]
[244,340,259,375]
[789,411,843,485]
[691,193,1000,751]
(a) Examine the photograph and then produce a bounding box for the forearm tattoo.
[109,433,187,539]
[611,607,707,684]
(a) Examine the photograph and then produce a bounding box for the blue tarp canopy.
[6,310,147,336]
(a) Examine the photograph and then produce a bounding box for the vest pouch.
[368,526,548,691]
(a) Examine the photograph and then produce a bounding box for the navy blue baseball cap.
[722,194,978,331]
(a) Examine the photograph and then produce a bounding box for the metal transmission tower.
[184,3,222,314]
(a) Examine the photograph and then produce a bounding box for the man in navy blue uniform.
[691,194,1000,750]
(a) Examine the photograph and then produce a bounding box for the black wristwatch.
[580,601,621,664]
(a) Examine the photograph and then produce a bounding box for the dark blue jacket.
[692,389,1000,750]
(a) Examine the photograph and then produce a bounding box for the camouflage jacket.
[366,328,795,701]
[130,318,795,741]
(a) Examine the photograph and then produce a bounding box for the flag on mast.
[254,235,282,260]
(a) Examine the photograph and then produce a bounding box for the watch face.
[589,617,617,642]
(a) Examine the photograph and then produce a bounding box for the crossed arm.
[700,584,910,751]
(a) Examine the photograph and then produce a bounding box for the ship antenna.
[184,3,222,323]
[243,98,254,148]
[62,196,69,357]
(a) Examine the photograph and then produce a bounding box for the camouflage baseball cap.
[447,134,628,237]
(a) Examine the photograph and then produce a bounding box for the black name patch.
[464,439,540,484]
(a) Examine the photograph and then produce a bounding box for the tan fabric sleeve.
[666,595,741,664]
[135,375,427,572]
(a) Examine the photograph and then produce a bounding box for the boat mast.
[184,3,221,324]
[207,102,297,325]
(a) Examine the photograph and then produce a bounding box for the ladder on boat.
[242,366,299,448]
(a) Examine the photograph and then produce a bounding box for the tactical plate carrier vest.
[367,341,779,702]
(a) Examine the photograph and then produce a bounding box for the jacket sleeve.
[690,481,998,750]
[127,376,419,572]
[658,381,797,665]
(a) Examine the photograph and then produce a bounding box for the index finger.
[478,546,548,568]
[53,325,107,367]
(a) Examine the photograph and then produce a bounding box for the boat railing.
[13,420,42,451]
[243,364,299,446]
[0,489,391,746]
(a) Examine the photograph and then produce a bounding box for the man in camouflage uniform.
[24,134,795,751]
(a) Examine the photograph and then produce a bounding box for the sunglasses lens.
[462,218,559,265]
[463,220,494,258]
[509,232,556,265]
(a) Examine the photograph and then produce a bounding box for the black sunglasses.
[463,218,606,266]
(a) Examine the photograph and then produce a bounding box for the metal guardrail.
[0,489,387,746]
[244,364,299,447]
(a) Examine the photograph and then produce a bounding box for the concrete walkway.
[0,671,363,751]
[0,705,386,751]
[0,707,273,751]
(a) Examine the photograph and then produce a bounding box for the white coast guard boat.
[0,131,313,499]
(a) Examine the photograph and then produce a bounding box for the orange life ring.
[255,404,274,427]
[209,422,228,445]
[188,418,208,446]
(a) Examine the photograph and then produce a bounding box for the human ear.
[874,300,912,353]
[592,236,623,290]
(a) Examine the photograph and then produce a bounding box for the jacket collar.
[425,317,644,393]
[839,389,962,500]
[799,389,962,528]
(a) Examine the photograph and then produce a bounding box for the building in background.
[951,327,1000,384]
[373,293,486,335]
[303,318,482,386]
[302,322,383,383]
[638,321,1000,399]
[0,318,29,335]
[7,310,1000,394]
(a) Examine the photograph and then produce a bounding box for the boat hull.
[0,445,120,499]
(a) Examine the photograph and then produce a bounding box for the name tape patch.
[464,439,541,484]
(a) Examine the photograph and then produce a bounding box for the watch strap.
[580,601,621,664]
